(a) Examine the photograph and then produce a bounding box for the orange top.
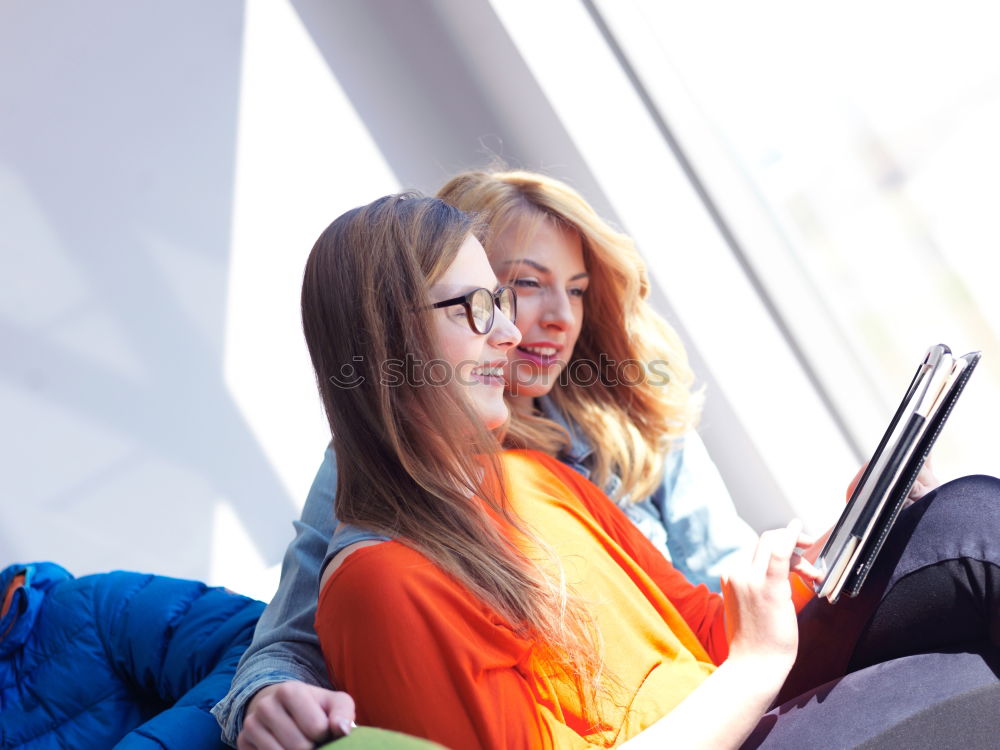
[1,573,25,641]
[317,450,728,749]
[1,574,23,620]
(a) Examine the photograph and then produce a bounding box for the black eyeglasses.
[430,286,517,334]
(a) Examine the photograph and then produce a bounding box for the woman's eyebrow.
[499,258,548,273]
[500,258,589,282]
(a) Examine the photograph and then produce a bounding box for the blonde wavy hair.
[438,169,702,503]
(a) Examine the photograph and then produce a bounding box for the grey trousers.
[744,475,1000,749]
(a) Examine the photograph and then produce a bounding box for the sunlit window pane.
[619,0,1000,477]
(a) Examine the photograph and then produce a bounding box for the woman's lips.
[514,344,563,368]
[471,363,507,387]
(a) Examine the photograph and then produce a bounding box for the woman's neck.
[508,393,536,417]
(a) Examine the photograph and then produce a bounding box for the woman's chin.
[475,398,510,431]
[506,378,555,400]
[506,362,564,400]
[484,410,510,431]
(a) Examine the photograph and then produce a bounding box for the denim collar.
[536,395,593,465]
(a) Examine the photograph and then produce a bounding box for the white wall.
[2,1,397,598]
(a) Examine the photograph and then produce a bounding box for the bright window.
[597,0,1000,480]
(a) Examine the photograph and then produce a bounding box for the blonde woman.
[438,169,756,582]
[216,171,747,748]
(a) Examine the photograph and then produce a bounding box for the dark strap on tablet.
[844,352,981,598]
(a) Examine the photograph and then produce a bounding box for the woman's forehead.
[491,218,586,274]
[432,235,498,294]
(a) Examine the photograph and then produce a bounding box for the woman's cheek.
[433,323,472,375]
[510,295,540,337]
[458,361,476,387]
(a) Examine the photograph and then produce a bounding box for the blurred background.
[3,0,998,601]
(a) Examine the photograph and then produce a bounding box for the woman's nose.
[540,290,574,330]
[488,308,521,350]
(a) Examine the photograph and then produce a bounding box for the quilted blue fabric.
[0,562,263,749]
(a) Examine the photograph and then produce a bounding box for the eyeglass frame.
[429,285,517,334]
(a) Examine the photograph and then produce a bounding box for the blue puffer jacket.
[0,562,264,749]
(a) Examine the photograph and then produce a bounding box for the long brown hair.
[438,170,701,503]
[301,193,604,705]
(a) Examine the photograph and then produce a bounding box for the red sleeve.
[316,542,600,750]
[529,452,730,664]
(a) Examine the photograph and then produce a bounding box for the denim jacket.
[212,400,756,745]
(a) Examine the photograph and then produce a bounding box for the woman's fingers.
[763,519,802,582]
[723,521,802,665]
[795,529,819,550]
[238,683,355,750]
[749,530,775,578]
[846,462,869,502]
[790,554,823,584]
[749,519,804,581]
[908,455,942,502]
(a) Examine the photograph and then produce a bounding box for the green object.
[317,725,448,749]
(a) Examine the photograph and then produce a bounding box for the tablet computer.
[814,344,981,603]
